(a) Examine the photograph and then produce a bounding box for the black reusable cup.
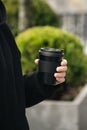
[38,48,64,85]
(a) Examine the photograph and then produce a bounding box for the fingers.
[61,59,67,66]
[56,77,65,84]
[56,66,67,72]
[54,72,66,78]
[56,59,67,72]
[54,72,66,84]
[35,58,68,84]
[34,59,39,64]
[54,59,67,84]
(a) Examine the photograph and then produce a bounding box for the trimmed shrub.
[16,26,87,87]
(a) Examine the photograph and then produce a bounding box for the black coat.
[0,1,61,130]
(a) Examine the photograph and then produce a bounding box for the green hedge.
[16,26,87,87]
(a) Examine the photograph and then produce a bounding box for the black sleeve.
[24,71,62,107]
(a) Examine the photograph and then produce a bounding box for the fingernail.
[54,73,57,77]
[56,67,59,72]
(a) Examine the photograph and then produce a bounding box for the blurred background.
[3,0,87,100]
[4,0,87,51]
[3,0,87,130]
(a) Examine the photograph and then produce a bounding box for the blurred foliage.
[3,0,18,35]
[16,26,87,87]
[31,0,61,27]
[3,0,61,36]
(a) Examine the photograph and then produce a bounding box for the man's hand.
[54,59,67,84]
[35,59,67,85]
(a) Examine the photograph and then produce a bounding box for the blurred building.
[45,0,87,53]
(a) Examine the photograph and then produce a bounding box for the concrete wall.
[26,84,87,130]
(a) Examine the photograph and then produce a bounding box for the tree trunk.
[18,0,33,32]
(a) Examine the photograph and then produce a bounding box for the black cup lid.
[39,48,64,57]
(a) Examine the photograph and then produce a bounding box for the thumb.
[34,59,39,65]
